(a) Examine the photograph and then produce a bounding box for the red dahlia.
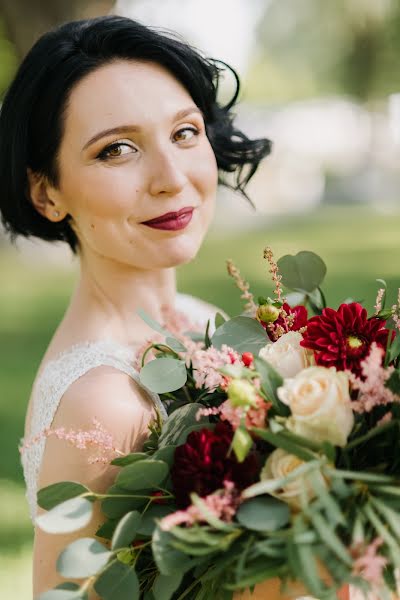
[300,302,390,376]
[171,421,259,508]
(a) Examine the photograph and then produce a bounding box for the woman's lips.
[141,207,194,231]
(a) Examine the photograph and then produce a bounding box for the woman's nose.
[148,149,188,197]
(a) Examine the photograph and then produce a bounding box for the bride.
[0,15,347,600]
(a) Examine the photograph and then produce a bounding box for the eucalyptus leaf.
[215,312,227,329]
[37,482,90,511]
[111,511,142,550]
[277,251,327,293]
[236,497,290,531]
[35,497,93,534]
[137,308,170,336]
[152,572,183,600]
[116,460,168,491]
[158,403,206,448]
[111,452,148,467]
[37,589,85,600]
[96,519,119,540]
[165,337,187,352]
[137,505,174,536]
[57,538,111,578]
[152,444,176,467]
[139,357,187,393]
[211,316,268,355]
[101,485,150,519]
[94,560,139,600]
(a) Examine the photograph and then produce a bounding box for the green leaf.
[57,538,111,578]
[390,335,400,362]
[152,525,194,576]
[137,308,170,336]
[152,444,176,467]
[250,428,316,461]
[165,337,187,352]
[152,572,183,600]
[277,251,327,293]
[101,485,150,519]
[158,403,206,448]
[307,287,326,313]
[386,369,400,394]
[215,312,227,329]
[137,505,174,536]
[96,519,119,540]
[111,452,149,467]
[307,511,352,566]
[236,496,290,531]
[211,316,268,355]
[232,426,253,462]
[94,560,139,600]
[204,319,212,348]
[111,511,142,550]
[288,542,326,598]
[37,482,90,510]
[139,357,187,393]
[253,357,288,415]
[116,460,168,491]
[35,497,93,534]
[364,503,400,567]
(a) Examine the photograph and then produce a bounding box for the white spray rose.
[258,331,309,379]
[261,448,315,510]
[278,366,354,447]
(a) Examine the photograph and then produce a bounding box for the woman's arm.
[33,366,156,599]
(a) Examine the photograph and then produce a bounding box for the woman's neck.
[61,255,177,347]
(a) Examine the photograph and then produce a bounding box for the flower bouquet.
[35,248,400,600]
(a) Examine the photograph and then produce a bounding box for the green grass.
[1,203,399,593]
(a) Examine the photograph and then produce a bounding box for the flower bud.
[241,352,254,367]
[257,303,280,324]
[227,379,258,408]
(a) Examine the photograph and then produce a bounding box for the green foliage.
[116,460,168,491]
[37,481,91,510]
[56,538,111,578]
[211,316,267,354]
[236,497,290,531]
[139,357,187,393]
[35,497,93,534]
[94,561,139,600]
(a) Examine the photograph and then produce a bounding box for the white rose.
[278,366,354,447]
[261,448,315,510]
[258,331,309,379]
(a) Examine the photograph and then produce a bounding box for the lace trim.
[21,338,167,522]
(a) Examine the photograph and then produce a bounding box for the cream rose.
[278,366,354,447]
[260,448,315,510]
[258,331,309,379]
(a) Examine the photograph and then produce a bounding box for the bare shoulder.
[39,366,157,492]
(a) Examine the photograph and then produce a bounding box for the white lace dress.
[20,292,219,523]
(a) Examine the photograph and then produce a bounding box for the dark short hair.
[0,15,271,253]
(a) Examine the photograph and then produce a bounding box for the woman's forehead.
[63,60,198,145]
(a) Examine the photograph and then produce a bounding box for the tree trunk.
[0,0,115,59]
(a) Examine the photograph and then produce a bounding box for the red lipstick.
[141,207,194,231]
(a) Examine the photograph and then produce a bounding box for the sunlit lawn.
[1,203,399,597]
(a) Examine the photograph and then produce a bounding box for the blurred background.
[1,0,400,596]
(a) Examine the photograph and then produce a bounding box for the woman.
[0,15,346,600]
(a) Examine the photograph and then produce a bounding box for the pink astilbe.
[19,418,122,465]
[351,537,388,587]
[347,343,398,413]
[263,247,285,304]
[190,344,242,392]
[159,480,241,531]
[374,288,385,315]
[226,260,257,316]
[392,289,400,331]
[195,395,271,431]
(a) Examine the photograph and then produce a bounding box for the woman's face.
[49,60,218,269]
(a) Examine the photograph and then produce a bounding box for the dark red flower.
[171,421,259,508]
[262,303,308,341]
[300,302,390,376]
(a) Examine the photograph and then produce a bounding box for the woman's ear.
[26,168,67,222]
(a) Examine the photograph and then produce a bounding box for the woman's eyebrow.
[82,107,204,151]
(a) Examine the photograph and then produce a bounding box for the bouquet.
[35,248,400,600]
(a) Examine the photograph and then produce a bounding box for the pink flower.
[348,343,398,413]
[190,344,242,392]
[160,480,241,531]
[351,537,388,587]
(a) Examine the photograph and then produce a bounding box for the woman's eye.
[173,127,200,143]
[97,142,136,160]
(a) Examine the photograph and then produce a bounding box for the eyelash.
[96,126,201,161]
